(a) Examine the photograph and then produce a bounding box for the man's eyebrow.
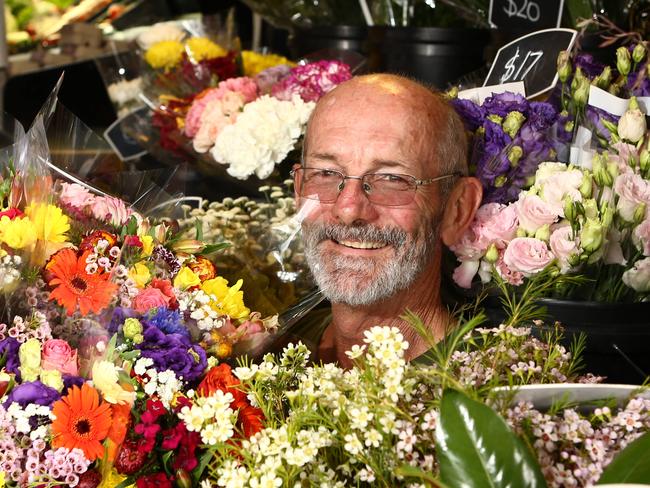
[306,152,338,162]
[371,158,412,171]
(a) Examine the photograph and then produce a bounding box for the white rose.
[617,107,647,144]
[622,257,650,292]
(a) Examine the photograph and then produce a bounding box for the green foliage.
[597,431,650,484]
[436,389,547,488]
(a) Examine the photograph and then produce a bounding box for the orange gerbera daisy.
[51,382,113,461]
[48,248,118,316]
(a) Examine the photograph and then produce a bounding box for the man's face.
[298,88,443,306]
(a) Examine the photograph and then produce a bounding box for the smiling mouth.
[334,239,387,250]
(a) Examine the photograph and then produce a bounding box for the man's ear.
[440,177,482,247]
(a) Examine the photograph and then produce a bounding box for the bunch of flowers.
[451,93,650,302]
[451,91,559,203]
[241,50,294,77]
[195,323,645,487]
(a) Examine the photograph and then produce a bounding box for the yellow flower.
[98,468,132,488]
[242,50,294,76]
[0,470,5,488]
[185,37,227,62]
[128,262,151,289]
[40,369,64,392]
[145,40,184,70]
[0,216,37,249]
[140,235,154,256]
[19,338,41,382]
[25,204,70,243]
[92,360,135,406]
[202,277,250,320]
[174,266,201,290]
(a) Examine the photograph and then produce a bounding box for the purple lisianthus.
[108,307,137,336]
[574,53,606,79]
[527,102,558,131]
[62,374,85,395]
[0,338,21,380]
[627,66,650,97]
[452,98,486,131]
[483,92,529,117]
[585,105,619,142]
[137,323,207,383]
[4,381,60,408]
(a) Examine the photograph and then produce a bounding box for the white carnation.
[137,21,186,50]
[211,95,315,180]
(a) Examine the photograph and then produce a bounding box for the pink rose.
[59,183,95,209]
[132,287,171,314]
[41,339,78,376]
[614,173,650,221]
[634,218,650,256]
[549,225,579,272]
[515,194,558,233]
[91,196,132,226]
[503,237,554,276]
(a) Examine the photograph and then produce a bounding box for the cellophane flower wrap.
[0,85,278,486]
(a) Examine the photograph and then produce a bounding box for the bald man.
[292,74,482,367]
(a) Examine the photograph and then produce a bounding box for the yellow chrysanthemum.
[185,37,227,62]
[145,40,184,70]
[0,216,37,249]
[201,277,250,320]
[128,261,151,289]
[25,204,70,243]
[174,266,201,290]
[242,50,294,76]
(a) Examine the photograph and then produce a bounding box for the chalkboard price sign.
[489,0,564,34]
[104,106,148,162]
[483,28,577,98]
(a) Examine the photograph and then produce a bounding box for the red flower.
[150,278,178,309]
[134,399,167,453]
[238,404,265,438]
[0,208,24,220]
[124,235,143,248]
[79,230,118,252]
[136,472,172,488]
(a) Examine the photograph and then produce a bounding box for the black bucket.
[368,26,491,88]
[289,25,369,60]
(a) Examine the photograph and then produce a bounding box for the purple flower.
[137,323,207,383]
[108,307,137,336]
[0,338,20,380]
[627,65,650,97]
[452,98,486,131]
[483,92,529,117]
[574,53,605,79]
[585,105,619,142]
[4,381,60,408]
[526,102,558,131]
[144,308,189,338]
[255,64,292,94]
[62,374,85,395]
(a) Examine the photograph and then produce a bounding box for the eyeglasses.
[291,167,461,207]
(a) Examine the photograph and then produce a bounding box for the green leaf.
[194,218,203,241]
[200,242,232,256]
[597,431,650,484]
[395,464,447,487]
[193,448,216,483]
[436,389,547,488]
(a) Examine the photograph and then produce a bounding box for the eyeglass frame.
[290,166,462,206]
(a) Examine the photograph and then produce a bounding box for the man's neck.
[319,262,450,368]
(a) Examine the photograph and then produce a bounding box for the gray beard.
[302,221,437,306]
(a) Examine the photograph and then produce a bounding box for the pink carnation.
[90,195,132,226]
[503,237,554,277]
[193,91,245,153]
[59,183,95,209]
[271,60,352,102]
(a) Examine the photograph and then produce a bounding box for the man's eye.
[376,174,408,183]
[313,170,339,179]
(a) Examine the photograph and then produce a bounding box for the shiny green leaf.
[436,389,547,488]
[597,431,650,484]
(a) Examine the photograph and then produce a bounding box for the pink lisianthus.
[633,218,650,256]
[515,194,558,234]
[610,142,638,175]
[41,339,78,376]
[614,172,650,221]
[496,252,525,286]
[193,91,245,153]
[132,287,171,314]
[623,257,650,292]
[538,170,584,216]
[90,196,132,226]
[59,183,95,209]
[503,237,554,277]
[549,224,579,273]
[452,260,480,289]
[271,60,352,102]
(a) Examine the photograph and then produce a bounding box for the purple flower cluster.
[0,338,21,380]
[144,308,189,338]
[452,92,559,203]
[4,381,60,408]
[136,322,206,383]
[271,60,352,103]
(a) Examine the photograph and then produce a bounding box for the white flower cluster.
[178,289,225,331]
[0,254,22,292]
[107,78,143,116]
[178,390,238,445]
[211,95,315,180]
[363,326,411,402]
[6,403,53,439]
[133,357,181,407]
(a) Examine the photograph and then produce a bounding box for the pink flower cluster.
[0,312,51,343]
[184,77,258,139]
[59,183,134,227]
[271,60,353,102]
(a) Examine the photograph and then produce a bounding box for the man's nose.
[332,178,379,225]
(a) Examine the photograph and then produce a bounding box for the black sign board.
[104,106,148,162]
[489,0,564,37]
[484,28,577,98]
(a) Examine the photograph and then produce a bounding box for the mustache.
[302,222,408,247]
